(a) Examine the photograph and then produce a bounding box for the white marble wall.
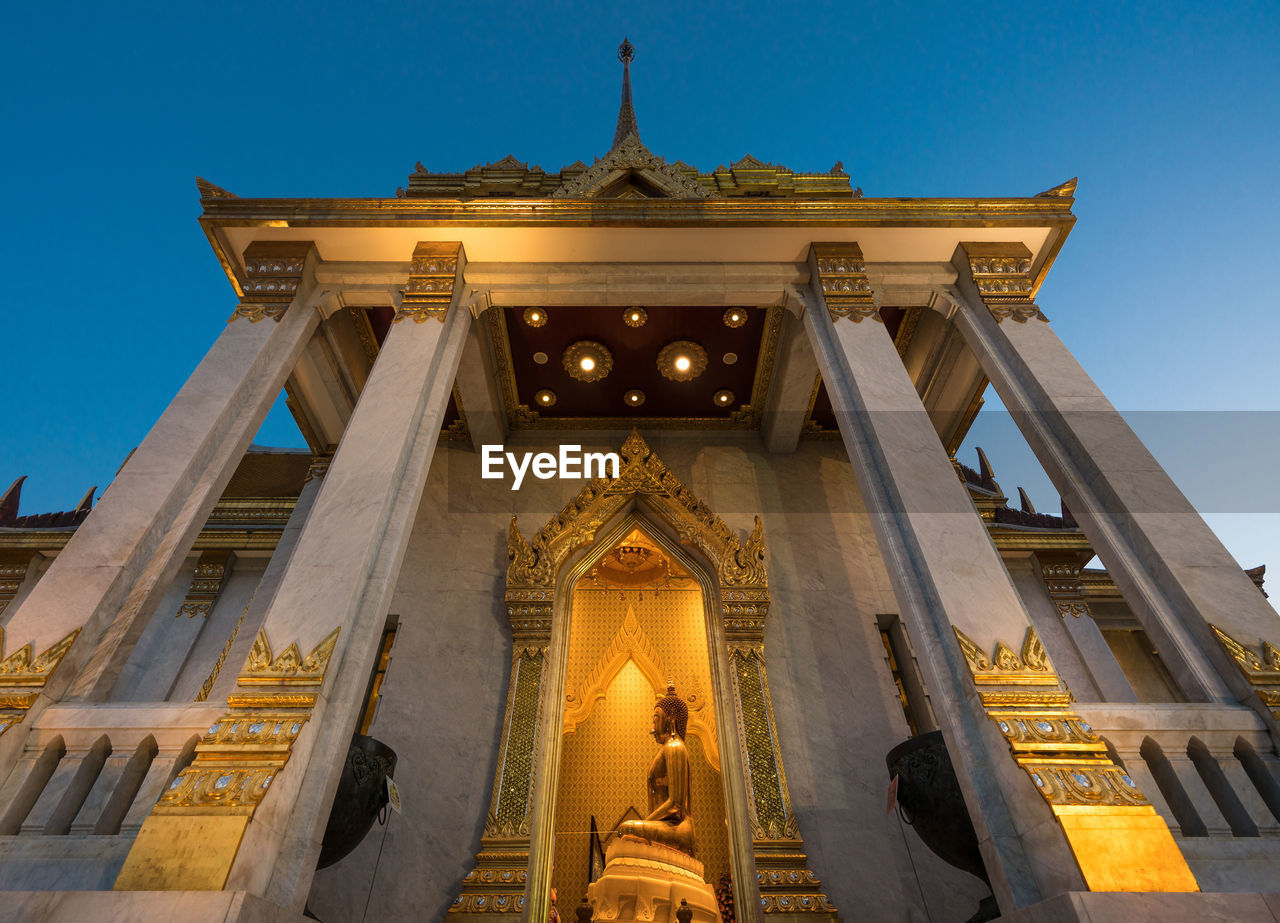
[306,433,989,922]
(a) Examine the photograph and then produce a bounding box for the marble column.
[0,243,322,754]
[802,244,1195,910]
[945,242,1280,727]
[114,243,472,912]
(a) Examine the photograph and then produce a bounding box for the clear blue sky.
[4,2,1278,597]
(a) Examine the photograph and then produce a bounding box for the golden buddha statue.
[619,681,694,857]
[587,680,720,922]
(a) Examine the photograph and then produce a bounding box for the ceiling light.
[723,307,747,328]
[657,341,708,382]
[624,307,648,327]
[624,389,646,407]
[523,307,547,327]
[532,351,549,365]
[723,352,738,365]
[534,389,557,407]
[563,341,613,383]
[713,389,735,407]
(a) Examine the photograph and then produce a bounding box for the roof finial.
[612,37,640,149]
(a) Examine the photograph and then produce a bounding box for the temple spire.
[612,37,639,149]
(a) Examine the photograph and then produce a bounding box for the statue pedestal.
[587,838,720,923]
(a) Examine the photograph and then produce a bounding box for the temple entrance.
[551,525,730,913]
[454,434,836,921]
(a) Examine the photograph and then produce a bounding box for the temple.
[2,40,1279,923]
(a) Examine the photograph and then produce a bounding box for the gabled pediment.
[551,135,710,199]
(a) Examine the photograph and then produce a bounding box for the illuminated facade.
[2,43,1280,923]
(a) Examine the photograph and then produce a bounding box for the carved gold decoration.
[657,341,708,382]
[812,242,878,323]
[960,241,1048,323]
[563,340,613,382]
[0,554,30,618]
[506,431,768,593]
[177,551,231,618]
[119,617,336,890]
[0,626,81,686]
[623,306,647,327]
[550,133,710,199]
[1040,557,1090,619]
[239,627,340,686]
[1208,624,1280,717]
[396,241,460,323]
[956,621,1197,889]
[723,307,747,328]
[953,625,1056,685]
[195,592,253,702]
[226,692,318,708]
[228,241,312,322]
[522,307,548,327]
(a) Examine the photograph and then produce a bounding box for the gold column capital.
[957,241,1048,324]
[229,240,316,323]
[810,242,879,323]
[1035,552,1092,619]
[396,241,463,324]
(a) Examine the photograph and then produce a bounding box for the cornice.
[200,195,1075,228]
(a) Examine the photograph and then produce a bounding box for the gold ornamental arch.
[451,432,839,921]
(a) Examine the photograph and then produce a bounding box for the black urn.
[317,734,398,869]
[886,731,998,922]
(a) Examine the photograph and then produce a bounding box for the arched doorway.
[551,522,730,911]
[450,433,838,922]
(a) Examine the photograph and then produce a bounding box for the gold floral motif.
[227,303,286,324]
[395,241,460,323]
[812,242,880,323]
[0,556,30,618]
[226,692,317,709]
[176,551,230,618]
[0,626,81,686]
[450,893,526,914]
[239,627,339,686]
[953,625,1056,685]
[1023,763,1148,807]
[229,241,313,322]
[960,241,1048,324]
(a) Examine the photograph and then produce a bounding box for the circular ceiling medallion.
[623,389,646,407]
[534,389,557,408]
[532,351,549,365]
[723,308,747,328]
[657,341,708,382]
[713,389,735,408]
[523,307,547,327]
[563,340,613,382]
[722,352,738,365]
[623,307,648,327]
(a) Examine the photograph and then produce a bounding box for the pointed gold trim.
[0,626,81,687]
[952,625,1057,685]
[1208,623,1280,717]
[563,605,720,770]
[239,627,339,686]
